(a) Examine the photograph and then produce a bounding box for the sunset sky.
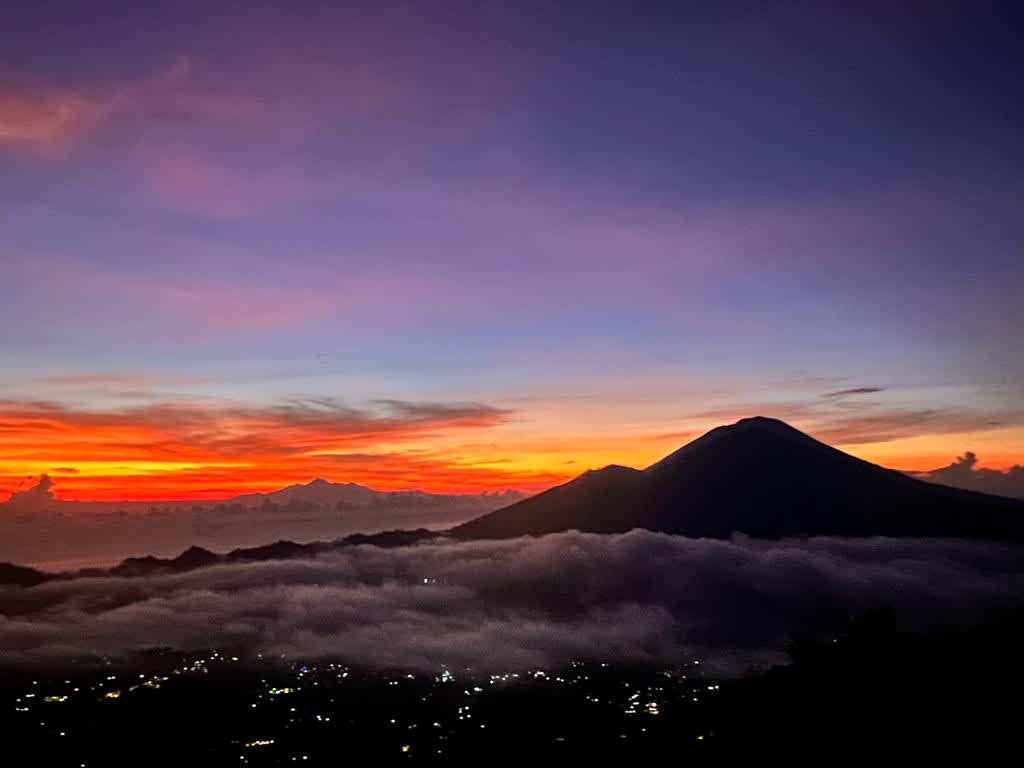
[2,1,1022,501]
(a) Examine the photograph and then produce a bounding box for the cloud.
[4,475,55,508]
[0,397,522,501]
[370,400,512,428]
[1,531,1021,675]
[134,146,325,219]
[920,453,1024,500]
[0,397,510,454]
[2,42,461,215]
[821,387,885,398]
[808,409,1018,446]
[2,246,492,338]
[39,371,208,390]
[0,57,296,151]
[0,82,101,146]
[1,58,318,215]
[689,402,1022,447]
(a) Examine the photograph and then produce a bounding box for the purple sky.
[1,1,1022,498]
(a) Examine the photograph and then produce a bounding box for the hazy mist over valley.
[0,477,518,569]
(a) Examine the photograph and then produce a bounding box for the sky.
[1,0,1022,501]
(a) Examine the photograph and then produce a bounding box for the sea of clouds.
[2,530,1022,675]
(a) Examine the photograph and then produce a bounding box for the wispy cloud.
[0,81,101,147]
[39,371,208,391]
[134,146,325,218]
[1,247,486,338]
[0,56,304,150]
[689,402,1023,447]
[821,387,886,398]
[0,397,522,500]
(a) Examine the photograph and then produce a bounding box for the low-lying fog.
[3,530,1021,676]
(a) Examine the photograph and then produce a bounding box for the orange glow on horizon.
[0,471,570,503]
[1,397,1021,503]
[840,429,1024,476]
[0,397,575,501]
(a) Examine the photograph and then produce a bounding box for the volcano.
[452,417,1024,541]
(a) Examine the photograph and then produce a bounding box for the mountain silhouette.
[0,529,441,584]
[0,562,60,587]
[453,417,1024,540]
[231,477,381,507]
[229,477,522,509]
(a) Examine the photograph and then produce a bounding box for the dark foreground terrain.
[4,610,1022,764]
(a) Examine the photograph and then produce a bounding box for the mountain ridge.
[1,475,523,516]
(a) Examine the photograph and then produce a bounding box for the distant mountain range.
[0,476,522,517]
[0,529,438,586]
[4,417,1023,585]
[229,478,522,510]
[453,417,1024,540]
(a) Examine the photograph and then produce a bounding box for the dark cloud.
[920,453,1024,500]
[821,387,886,398]
[371,400,511,426]
[2,531,1021,675]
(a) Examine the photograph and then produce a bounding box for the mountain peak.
[645,416,822,473]
[583,464,638,476]
[728,415,825,443]
[732,415,802,431]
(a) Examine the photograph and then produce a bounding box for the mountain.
[1,477,523,516]
[99,529,441,579]
[230,477,522,509]
[453,417,1024,541]
[0,562,60,587]
[0,529,442,584]
[0,476,521,577]
[231,478,381,507]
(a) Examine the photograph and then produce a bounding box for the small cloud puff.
[4,474,55,507]
[922,452,1024,500]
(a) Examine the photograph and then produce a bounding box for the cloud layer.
[0,397,541,500]
[2,531,1021,675]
